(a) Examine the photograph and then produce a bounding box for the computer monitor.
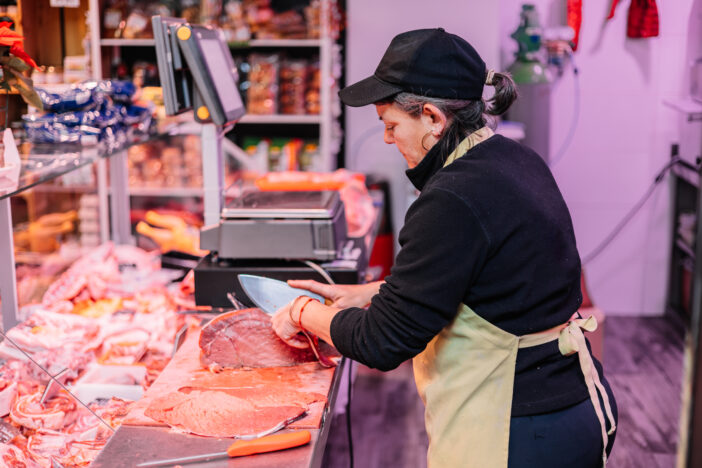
[152,16,192,116]
[152,16,246,126]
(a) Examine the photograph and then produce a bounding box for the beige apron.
[412,130,617,468]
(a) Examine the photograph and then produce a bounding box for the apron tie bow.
[558,316,617,466]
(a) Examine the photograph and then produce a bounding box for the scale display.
[152,15,245,126]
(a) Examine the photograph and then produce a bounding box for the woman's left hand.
[271,297,310,349]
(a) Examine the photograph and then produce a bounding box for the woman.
[272,28,617,468]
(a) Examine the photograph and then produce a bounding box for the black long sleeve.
[331,188,490,370]
[330,134,590,415]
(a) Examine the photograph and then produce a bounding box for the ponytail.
[486,71,518,116]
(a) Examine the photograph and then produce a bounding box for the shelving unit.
[88,0,342,175]
[668,156,699,319]
[665,99,702,466]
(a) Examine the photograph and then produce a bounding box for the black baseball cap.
[339,28,487,107]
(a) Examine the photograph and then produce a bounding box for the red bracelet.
[297,297,318,331]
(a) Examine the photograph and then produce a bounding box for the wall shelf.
[664,98,702,122]
[232,39,322,48]
[128,187,203,197]
[238,114,322,124]
[100,38,156,47]
[676,237,696,261]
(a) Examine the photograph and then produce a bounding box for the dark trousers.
[508,378,618,468]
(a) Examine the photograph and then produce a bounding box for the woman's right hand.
[287,280,383,309]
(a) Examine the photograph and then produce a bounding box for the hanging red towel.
[567,0,583,50]
[606,0,659,38]
[627,0,659,38]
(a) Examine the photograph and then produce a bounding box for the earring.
[421,131,433,151]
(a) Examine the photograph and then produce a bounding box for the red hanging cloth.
[567,0,583,50]
[627,0,659,38]
[606,0,659,38]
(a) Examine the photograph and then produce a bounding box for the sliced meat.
[199,308,318,370]
[0,443,39,468]
[10,392,76,431]
[27,430,70,466]
[0,381,17,417]
[144,389,306,438]
[178,386,325,408]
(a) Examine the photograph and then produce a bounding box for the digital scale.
[200,190,348,261]
[152,17,372,308]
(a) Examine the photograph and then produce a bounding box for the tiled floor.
[322,316,686,468]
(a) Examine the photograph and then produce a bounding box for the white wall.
[500,0,701,316]
[344,0,500,250]
[345,0,702,317]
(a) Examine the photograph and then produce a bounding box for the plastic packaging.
[36,86,102,114]
[247,53,279,115]
[25,80,151,145]
[279,58,308,115]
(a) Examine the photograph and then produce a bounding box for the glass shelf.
[238,114,322,124]
[0,132,161,201]
[101,38,322,48]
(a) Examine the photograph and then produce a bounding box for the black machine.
[152,15,245,125]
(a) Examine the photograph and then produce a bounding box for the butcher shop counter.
[91,327,350,468]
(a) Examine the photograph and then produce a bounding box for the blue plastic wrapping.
[36,87,105,114]
[24,80,154,145]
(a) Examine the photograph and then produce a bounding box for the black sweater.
[330,134,592,416]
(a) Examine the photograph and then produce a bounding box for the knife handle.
[227,430,312,457]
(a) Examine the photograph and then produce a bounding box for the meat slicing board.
[123,326,336,431]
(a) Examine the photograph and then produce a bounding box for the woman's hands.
[271,296,312,349]
[272,281,383,349]
[287,279,383,309]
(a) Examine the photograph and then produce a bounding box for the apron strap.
[518,315,616,467]
[558,317,617,467]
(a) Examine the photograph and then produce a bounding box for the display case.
[0,129,171,330]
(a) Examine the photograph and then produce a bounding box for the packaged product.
[247,53,279,114]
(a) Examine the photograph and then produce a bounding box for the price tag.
[50,0,80,7]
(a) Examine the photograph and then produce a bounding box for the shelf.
[128,187,203,197]
[664,98,702,121]
[100,38,156,47]
[232,39,322,48]
[238,114,321,124]
[101,38,322,48]
[676,237,696,261]
[0,132,166,201]
[673,164,700,189]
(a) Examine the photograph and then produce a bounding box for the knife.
[238,274,324,315]
[238,274,336,368]
[135,430,312,467]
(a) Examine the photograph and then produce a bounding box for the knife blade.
[135,430,312,467]
[238,274,324,315]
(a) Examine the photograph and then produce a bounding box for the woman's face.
[375,102,434,169]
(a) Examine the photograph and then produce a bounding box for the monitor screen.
[177,24,246,125]
[152,16,192,116]
[198,37,244,116]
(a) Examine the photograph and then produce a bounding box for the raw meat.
[144,388,306,438]
[0,381,17,417]
[0,443,39,468]
[98,328,150,364]
[10,392,77,431]
[199,308,320,370]
[26,430,69,466]
[178,385,325,408]
[26,429,105,468]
